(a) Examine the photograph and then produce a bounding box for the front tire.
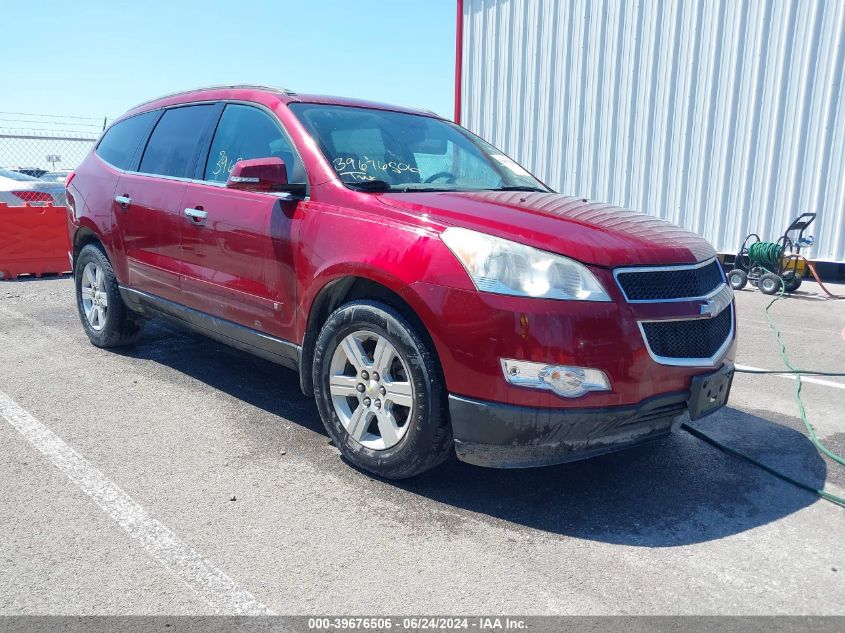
[728,269,748,290]
[74,243,144,347]
[759,272,783,295]
[312,300,452,479]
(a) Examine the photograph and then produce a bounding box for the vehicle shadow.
[397,407,827,546]
[126,321,827,547]
[121,320,327,437]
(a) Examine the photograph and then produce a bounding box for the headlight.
[441,227,610,301]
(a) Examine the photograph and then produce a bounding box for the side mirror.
[226,157,288,192]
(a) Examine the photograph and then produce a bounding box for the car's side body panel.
[112,172,186,304]
[178,183,302,341]
[292,189,462,339]
[66,157,122,271]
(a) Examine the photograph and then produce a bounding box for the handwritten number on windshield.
[333,156,420,181]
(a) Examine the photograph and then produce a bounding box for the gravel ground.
[0,276,843,615]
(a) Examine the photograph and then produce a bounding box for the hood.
[378,191,716,267]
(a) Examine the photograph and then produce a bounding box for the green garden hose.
[681,423,845,508]
[682,278,845,508]
[757,285,845,469]
[747,240,784,272]
[733,368,845,376]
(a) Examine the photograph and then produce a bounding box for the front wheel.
[312,301,452,479]
[759,272,783,296]
[728,269,748,291]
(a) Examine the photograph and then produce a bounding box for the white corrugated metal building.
[455,0,845,263]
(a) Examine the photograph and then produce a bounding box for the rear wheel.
[74,243,144,347]
[312,301,452,479]
[783,272,802,293]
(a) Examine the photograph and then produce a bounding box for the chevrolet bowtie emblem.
[700,285,733,317]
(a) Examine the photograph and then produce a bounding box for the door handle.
[184,207,208,225]
[115,195,132,209]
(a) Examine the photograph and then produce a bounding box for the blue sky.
[1,0,457,121]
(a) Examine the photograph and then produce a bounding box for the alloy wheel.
[328,330,414,450]
[80,262,108,331]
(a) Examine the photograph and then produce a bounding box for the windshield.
[289,104,549,193]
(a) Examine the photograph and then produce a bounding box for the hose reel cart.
[727,213,816,295]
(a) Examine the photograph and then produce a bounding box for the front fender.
[295,201,473,341]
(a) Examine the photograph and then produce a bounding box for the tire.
[728,269,748,290]
[759,272,783,296]
[784,273,802,293]
[312,300,452,479]
[74,243,144,348]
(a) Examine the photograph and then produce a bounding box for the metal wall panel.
[460,0,845,262]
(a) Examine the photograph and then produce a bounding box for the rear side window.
[203,104,305,183]
[96,111,157,170]
[139,105,217,178]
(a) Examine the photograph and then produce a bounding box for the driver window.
[204,104,304,183]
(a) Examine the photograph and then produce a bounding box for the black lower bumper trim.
[449,392,690,468]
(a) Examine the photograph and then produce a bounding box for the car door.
[114,104,220,303]
[178,103,307,343]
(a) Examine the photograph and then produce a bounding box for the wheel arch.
[72,225,105,269]
[73,226,105,262]
[298,276,441,397]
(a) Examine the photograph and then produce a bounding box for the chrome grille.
[640,305,733,362]
[616,258,724,301]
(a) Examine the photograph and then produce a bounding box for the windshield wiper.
[346,179,393,192]
[491,186,548,192]
[345,181,455,194]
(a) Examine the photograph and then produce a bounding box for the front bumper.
[449,391,691,468]
[401,280,737,410]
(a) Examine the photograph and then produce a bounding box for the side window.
[204,104,304,183]
[139,105,216,179]
[95,111,157,170]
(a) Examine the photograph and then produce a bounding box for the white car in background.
[0,168,66,206]
[39,170,73,184]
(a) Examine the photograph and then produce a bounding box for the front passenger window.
[204,104,304,184]
[139,105,217,178]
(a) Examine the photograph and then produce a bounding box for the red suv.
[66,85,736,479]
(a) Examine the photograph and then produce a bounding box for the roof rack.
[127,84,296,111]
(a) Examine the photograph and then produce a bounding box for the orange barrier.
[0,203,72,279]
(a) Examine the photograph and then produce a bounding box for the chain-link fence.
[0,112,108,205]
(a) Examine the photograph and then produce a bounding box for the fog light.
[500,359,611,398]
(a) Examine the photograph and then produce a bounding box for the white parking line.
[0,389,273,615]
[735,364,845,391]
